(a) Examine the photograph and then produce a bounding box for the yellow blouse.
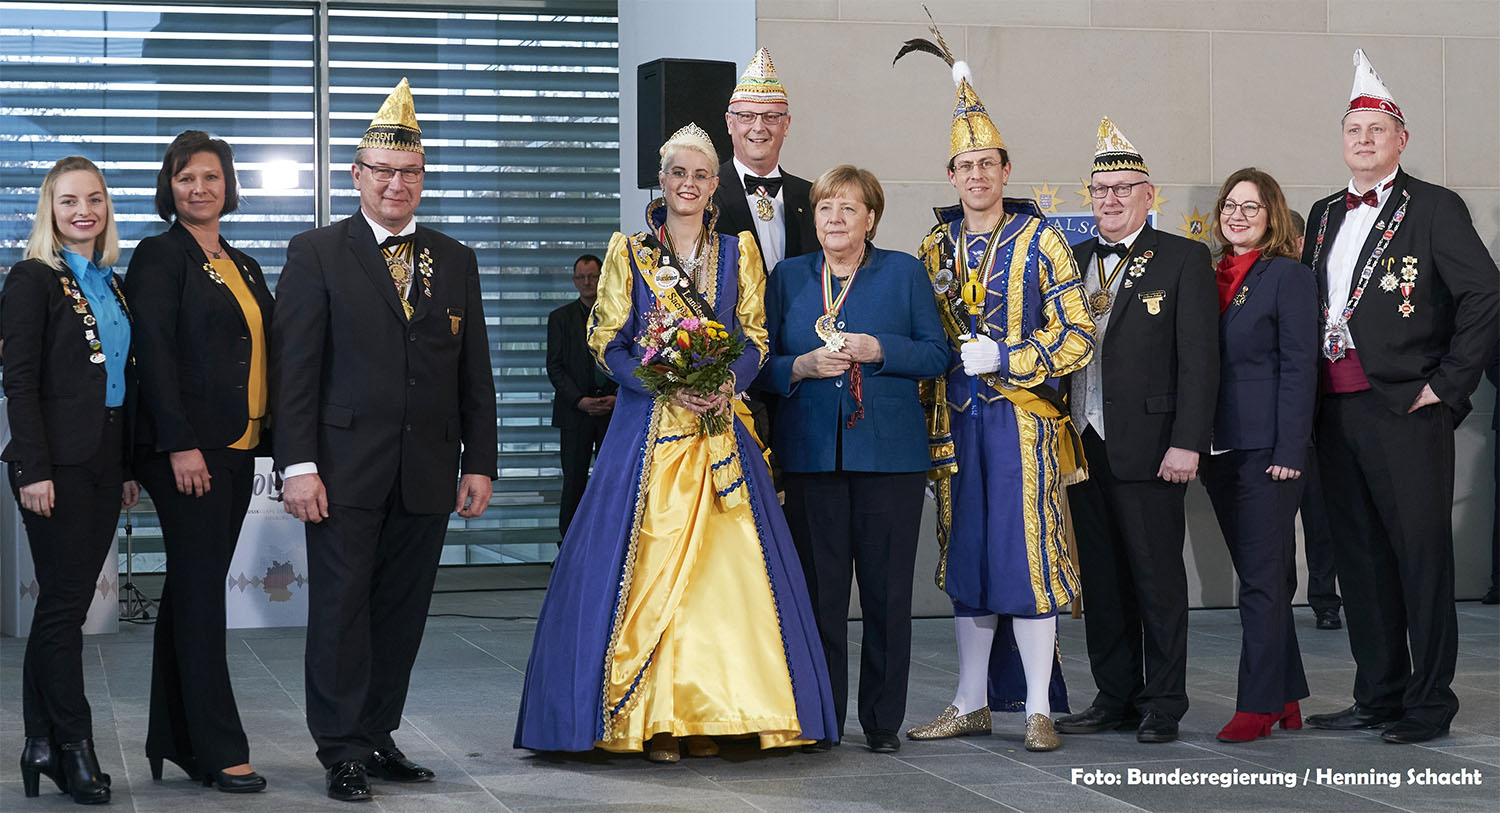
[209,257,267,449]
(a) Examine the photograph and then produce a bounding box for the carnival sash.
[1311,190,1411,361]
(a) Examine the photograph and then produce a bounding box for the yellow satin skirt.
[597,404,806,752]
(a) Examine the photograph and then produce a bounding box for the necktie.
[743,174,783,197]
[1093,241,1127,259]
[1344,189,1380,210]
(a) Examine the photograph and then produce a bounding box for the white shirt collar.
[361,208,416,244]
[733,156,782,190]
[1346,167,1399,202]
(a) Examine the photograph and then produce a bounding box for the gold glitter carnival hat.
[659,122,719,166]
[1092,116,1147,175]
[730,47,789,105]
[360,77,423,154]
[892,7,1005,160]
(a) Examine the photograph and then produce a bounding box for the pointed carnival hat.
[730,47,789,105]
[360,77,423,154]
[1092,116,1148,175]
[1345,48,1403,123]
[659,122,719,166]
[891,10,1005,160]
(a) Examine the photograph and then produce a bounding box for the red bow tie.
[1344,188,1380,210]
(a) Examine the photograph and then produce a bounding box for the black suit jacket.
[545,298,616,429]
[713,161,818,269]
[1,258,135,485]
[124,222,274,454]
[1212,256,1319,470]
[1302,168,1499,422]
[1066,224,1220,481]
[271,213,498,514]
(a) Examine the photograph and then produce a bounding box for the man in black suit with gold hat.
[1056,117,1218,745]
[1300,50,1498,745]
[273,78,498,800]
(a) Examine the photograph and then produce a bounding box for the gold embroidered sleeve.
[919,226,966,342]
[1004,224,1096,386]
[735,231,768,364]
[588,231,635,371]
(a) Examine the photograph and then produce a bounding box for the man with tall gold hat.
[1054,117,1217,744]
[897,36,1096,752]
[272,78,497,800]
[1300,50,1497,744]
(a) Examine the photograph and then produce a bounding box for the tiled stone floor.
[2,582,1496,812]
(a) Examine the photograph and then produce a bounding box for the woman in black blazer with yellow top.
[3,156,136,805]
[1201,168,1318,744]
[123,132,270,793]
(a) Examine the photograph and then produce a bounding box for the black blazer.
[271,213,498,514]
[1302,168,1499,422]
[1065,224,1220,481]
[1212,255,1319,470]
[124,222,274,454]
[1,258,135,485]
[712,160,818,268]
[545,298,616,429]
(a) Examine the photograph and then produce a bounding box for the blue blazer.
[1213,255,1319,470]
[757,246,948,473]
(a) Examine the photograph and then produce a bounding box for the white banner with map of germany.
[225,457,309,629]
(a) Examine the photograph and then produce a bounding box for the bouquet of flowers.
[634,308,745,436]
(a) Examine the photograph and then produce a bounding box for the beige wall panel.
[756,0,839,21]
[1327,0,1500,38]
[1209,33,1444,187]
[1445,37,1500,190]
[1455,188,1500,259]
[1091,0,1331,33]
[866,181,964,257]
[837,0,1091,27]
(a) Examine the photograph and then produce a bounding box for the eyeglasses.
[1089,181,1150,199]
[663,168,714,183]
[1220,199,1264,218]
[357,161,424,183]
[727,110,788,125]
[952,158,1004,175]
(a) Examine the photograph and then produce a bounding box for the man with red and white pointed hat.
[1301,49,1498,744]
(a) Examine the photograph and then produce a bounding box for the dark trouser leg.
[142,450,255,771]
[1112,477,1189,721]
[1298,455,1341,614]
[557,420,593,540]
[1067,429,1143,716]
[782,472,854,737]
[849,471,924,736]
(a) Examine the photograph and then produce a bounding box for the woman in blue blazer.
[1201,168,1318,743]
[758,165,949,753]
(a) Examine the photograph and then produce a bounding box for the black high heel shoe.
[148,753,201,781]
[203,769,268,793]
[57,740,109,805]
[20,737,67,797]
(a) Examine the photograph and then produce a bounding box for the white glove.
[959,333,1003,376]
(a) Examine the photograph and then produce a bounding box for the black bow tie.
[1094,241,1128,259]
[744,174,783,197]
[380,233,415,250]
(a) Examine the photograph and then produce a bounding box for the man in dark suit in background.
[546,254,615,542]
[272,79,498,800]
[1056,117,1218,745]
[1300,51,1498,744]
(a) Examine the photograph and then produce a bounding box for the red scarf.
[1215,249,1260,312]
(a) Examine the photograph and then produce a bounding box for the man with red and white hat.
[1301,49,1498,744]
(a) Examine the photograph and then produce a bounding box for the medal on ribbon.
[817,250,864,353]
[1318,191,1410,360]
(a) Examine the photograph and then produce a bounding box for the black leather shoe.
[1054,705,1139,734]
[326,760,372,802]
[206,769,268,793]
[148,754,201,782]
[1315,609,1343,630]
[369,747,435,782]
[800,738,836,753]
[1136,711,1179,743]
[1305,704,1400,730]
[866,731,900,753]
[57,740,110,805]
[1380,717,1450,744]
[20,737,66,797]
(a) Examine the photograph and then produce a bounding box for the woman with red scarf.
[1201,167,1319,743]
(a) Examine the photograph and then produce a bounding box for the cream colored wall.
[757,0,1500,608]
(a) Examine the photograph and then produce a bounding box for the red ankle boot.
[1279,701,1302,730]
[1217,712,1276,742]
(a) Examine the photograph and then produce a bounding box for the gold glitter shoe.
[1025,713,1060,752]
[646,734,680,763]
[684,736,718,757]
[906,705,991,740]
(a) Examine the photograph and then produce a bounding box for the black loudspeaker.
[636,58,738,190]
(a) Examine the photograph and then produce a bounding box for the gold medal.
[1088,289,1113,317]
[755,195,774,222]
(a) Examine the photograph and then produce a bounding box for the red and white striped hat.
[1345,48,1403,124]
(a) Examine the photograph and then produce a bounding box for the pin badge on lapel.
[1139,290,1166,315]
[447,307,462,335]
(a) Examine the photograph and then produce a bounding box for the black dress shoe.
[369,747,435,782]
[1315,609,1343,630]
[148,754,201,781]
[1305,704,1400,730]
[1136,711,1179,743]
[800,738,836,753]
[326,760,372,803]
[866,731,900,753]
[1483,585,1499,605]
[205,769,268,793]
[57,740,110,805]
[20,737,66,797]
[1380,717,1450,744]
[1054,705,1140,734]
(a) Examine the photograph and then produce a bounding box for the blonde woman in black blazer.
[123,131,270,793]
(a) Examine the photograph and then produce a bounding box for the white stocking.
[951,614,998,715]
[1012,615,1057,717]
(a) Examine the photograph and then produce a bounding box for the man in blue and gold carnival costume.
[897,34,1096,752]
